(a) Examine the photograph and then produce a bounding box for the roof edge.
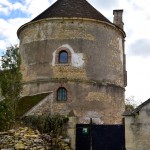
[17,17,126,38]
[122,111,134,116]
[123,98,150,116]
[132,98,150,114]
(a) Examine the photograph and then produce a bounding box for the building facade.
[124,99,150,150]
[18,0,126,124]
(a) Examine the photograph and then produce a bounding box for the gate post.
[67,116,77,150]
[90,118,92,150]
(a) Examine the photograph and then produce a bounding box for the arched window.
[57,87,67,101]
[59,51,68,63]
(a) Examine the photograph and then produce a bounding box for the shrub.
[23,114,69,135]
[0,101,14,131]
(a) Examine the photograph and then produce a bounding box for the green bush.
[0,101,14,131]
[23,114,69,135]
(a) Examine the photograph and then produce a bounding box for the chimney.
[113,9,124,29]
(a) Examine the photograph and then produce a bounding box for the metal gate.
[76,124,126,150]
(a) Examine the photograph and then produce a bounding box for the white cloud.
[0,7,8,14]
[129,39,150,57]
[0,0,11,14]
[0,40,7,51]
[88,0,118,9]
[126,56,150,102]
[0,18,30,51]
[118,0,150,42]
[0,1,26,15]
[11,2,25,11]
[23,0,51,18]
[0,0,54,51]
[122,1,150,102]
[0,0,10,6]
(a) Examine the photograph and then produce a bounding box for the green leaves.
[1,45,21,70]
[0,101,14,131]
[0,45,23,130]
[0,45,22,99]
[23,114,69,134]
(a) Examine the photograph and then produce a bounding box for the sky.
[0,0,150,104]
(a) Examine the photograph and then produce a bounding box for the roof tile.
[31,0,111,23]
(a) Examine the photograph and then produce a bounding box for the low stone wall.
[0,127,71,150]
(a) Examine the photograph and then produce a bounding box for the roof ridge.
[31,0,111,23]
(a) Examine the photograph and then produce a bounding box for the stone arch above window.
[57,87,67,101]
[55,47,71,64]
[52,44,85,67]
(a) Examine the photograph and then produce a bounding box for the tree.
[125,96,136,111]
[0,45,22,128]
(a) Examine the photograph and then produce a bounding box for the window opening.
[59,51,68,63]
[57,87,67,101]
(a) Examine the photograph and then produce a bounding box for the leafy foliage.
[0,101,14,131]
[23,114,69,134]
[0,45,22,129]
[125,104,134,112]
[125,96,136,111]
[1,45,22,99]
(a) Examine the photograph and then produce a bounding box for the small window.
[57,87,67,101]
[59,51,68,63]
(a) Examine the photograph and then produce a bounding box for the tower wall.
[18,18,126,124]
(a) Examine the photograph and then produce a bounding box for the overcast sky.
[0,0,150,104]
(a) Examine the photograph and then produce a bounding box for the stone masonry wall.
[24,92,54,116]
[18,18,126,89]
[18,18,125,125]
[24,81,125,124]
[125,102,150,150]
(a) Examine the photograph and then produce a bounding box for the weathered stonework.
[52,66,88,80]
[18,8,126,124]
[85,92,112,102]
[23,80,125,124]
[18,19,125,86]
[124,101,150,150]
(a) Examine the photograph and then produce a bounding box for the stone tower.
[17,0,126,124]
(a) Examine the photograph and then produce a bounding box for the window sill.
[55,63,71,66]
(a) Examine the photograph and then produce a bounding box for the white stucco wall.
[52,44,85,68]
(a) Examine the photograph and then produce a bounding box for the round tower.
[18,0,126,124]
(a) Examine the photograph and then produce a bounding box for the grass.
[16,93,50,118]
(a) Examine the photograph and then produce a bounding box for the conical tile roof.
[31,0,111,23]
